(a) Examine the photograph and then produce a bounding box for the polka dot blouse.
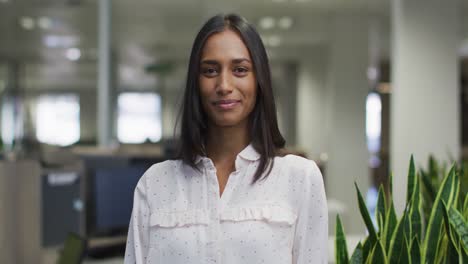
[124,144,328,264]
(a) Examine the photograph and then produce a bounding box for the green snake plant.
[335,156,468,264]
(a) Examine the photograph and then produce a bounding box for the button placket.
[203,158,221,263]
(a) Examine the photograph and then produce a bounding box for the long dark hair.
[176,13,285,183]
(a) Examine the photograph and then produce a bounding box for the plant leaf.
[452,168,461,209]
[407,155,416,204]
[388,211,407,263]
[420,169,436,203]
[369,240,387,264]
[376,185,387,236]
[441,202,461,263]
[362,237,373,263]
[365,246,374,264]
[435,234,448,264]
[464,194,468,221]
[410,174,422,241]
[335,215,349,264]
[441,201,460,252]
[377,213,385,246]
[350,242,363,264]
[422,165,458,263]
[460,240,468,264]
[429,155,438,183]
[400,235,411,264]
[384,200,398,254]
[403,205,413,247]
[355,182,377,242]
[460,163,468,214]
[409,237,421,264]
[445,236,460,264]
[447,205,468,252]
[419,168,436,230]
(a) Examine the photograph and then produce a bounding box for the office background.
[0,0,466,263]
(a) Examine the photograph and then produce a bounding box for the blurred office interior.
[0,0,466,263]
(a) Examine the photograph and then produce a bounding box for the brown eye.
[202,67,218,76]
[233,67,248,76]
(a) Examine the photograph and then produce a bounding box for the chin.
[212,117,247,128]
[214,120,241,127]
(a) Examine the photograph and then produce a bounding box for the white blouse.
[124,144,328,264]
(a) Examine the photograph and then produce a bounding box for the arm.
[292,160,328,264]
[124,175,150,264]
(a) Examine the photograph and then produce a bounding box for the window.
[36,94,80,146]
[366,92,382,154]
[117,92,162,144]
[1,96,20,149]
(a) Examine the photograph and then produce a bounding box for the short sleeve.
[292,160,328,264]
[124,174,150,264]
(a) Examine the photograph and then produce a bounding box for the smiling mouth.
[213,99,241,110]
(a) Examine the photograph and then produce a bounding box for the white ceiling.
[1,0,467,91]
[0,0,390,62]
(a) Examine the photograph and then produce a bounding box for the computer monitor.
[93,166,146,233]
[82,155,165,238]
[86,165,146,237]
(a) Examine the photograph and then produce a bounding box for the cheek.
[246,93,257,114]
[243,79,257,110]
[198,78,208,95]
[199,79,212,105]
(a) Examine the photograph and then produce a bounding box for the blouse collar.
[195,143,260,164]
[238,143,261,161]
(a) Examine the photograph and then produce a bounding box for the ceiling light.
[259,17,275,30]
[66,48,81,61]
[38,17,53,30]
[278,16,293,29]
[20,16,35,30]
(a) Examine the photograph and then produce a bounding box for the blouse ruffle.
[150,205,297,228]
[221,206,297,225]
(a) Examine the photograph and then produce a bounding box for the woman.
[125,14,328,264]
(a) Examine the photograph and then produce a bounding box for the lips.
[213,99,241,110]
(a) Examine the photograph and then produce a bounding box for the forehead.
[201,29,251,60]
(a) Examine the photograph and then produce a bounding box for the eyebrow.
[201,58,251,65]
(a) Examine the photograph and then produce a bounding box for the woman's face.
[199,29,257,129]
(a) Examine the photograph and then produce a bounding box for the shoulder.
[276,154,321,175]
[275,154,324,186]
[136,159,182,187]
[143,159,181,176]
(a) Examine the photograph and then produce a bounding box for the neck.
[205,123,250,163]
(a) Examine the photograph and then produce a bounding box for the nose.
[215,70,233,95]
